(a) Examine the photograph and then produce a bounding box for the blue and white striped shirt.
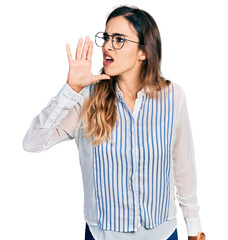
[23,80,202,239]
[92,82,174,232]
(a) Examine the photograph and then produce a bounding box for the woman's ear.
[138,50,147,61]
[139,55,146,61]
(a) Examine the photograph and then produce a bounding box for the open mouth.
[103,54,114,66]
[105,57,114,62]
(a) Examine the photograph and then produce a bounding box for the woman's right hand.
[66,36,111,93]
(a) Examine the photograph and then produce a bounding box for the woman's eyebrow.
[104,32,129,37]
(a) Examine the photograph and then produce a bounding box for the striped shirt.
[23,80,202,239]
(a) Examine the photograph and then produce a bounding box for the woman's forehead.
[105,16,134,37]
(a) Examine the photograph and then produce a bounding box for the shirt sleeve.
[172,84,202,236]
[22,82,87,152]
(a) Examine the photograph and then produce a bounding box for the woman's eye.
[116,37,124,42]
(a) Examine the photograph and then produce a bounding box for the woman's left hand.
[188,232,206,240]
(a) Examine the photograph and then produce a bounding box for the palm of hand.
[66,36,110,91]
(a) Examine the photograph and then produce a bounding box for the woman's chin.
[104,69,119,77]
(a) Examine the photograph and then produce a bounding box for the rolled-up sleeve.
[172,85,202,236]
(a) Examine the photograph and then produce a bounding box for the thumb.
[94,74,111,82]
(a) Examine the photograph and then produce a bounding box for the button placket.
[132,118,140,229]
[127,112,134,190]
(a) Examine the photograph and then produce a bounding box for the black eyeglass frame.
[95,31,143,50]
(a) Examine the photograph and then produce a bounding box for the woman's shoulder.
[170,82,190,120]
[161,80,185,103]
[171,81,185,102]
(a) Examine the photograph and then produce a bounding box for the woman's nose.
[104,36,114,50]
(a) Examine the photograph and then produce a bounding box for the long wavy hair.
[80,5,171,146]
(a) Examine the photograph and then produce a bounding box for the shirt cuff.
[57,82,84,103]
[45,83,84,128]
[184,217,202,236]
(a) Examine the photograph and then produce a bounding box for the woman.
[23,5,205,240]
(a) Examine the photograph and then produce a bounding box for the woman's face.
[102,16,145,77]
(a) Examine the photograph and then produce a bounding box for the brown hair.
[81,5,171,146]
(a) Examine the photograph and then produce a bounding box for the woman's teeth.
[106,56,113,61]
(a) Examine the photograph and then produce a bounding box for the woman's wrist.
[66,81,82,93]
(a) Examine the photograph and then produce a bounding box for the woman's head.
[102,5,163,86]
[81,5,171,146]
[102,15,146,79]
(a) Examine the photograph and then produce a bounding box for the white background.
[0,0,227,239]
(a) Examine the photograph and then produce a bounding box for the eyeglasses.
[95,31,143,50]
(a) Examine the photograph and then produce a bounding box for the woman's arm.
[23,36,111,153]
[22,82,87,152]
[172,85,205,238]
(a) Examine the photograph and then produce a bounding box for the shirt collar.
[115,81,146,99]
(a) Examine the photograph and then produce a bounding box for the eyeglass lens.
[95,32,125,49]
